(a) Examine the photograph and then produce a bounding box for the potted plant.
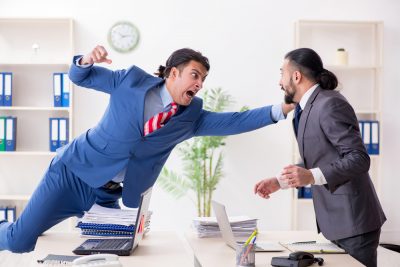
[157,88,246,217]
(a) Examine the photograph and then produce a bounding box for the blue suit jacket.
[62,56,276,207]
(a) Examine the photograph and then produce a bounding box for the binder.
[3,73,12,106]
[0,73,4,106]
[358,121,363,140]
[302,185,313,198]
[61,73,70,107]
[6,206,16,222]
[363,121,371,154]
[49,118,59,152]
[58,118,69,147]
[53,73,62,107]
[297,187,304,199]
[0,207,6,221]
[5,117,17,151]
[0,117,5,151]
[370,121,379,155]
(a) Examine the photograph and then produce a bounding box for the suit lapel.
[297,86,322,158]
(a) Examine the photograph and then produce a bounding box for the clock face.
[108,21,140,53]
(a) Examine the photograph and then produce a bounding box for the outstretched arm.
[68,45,129,94]
[194,103,293,136]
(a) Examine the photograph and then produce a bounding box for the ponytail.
[317,69,338,90]
[154,65,166,78]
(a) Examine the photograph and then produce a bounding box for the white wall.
[1,0,399,235]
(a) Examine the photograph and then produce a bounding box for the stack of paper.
[77,204,152,238]
[192,216,257,238]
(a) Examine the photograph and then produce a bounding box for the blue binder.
[5,116,17,151]
[53,73,62,107]
[0,73,4,106]
[49,118,59,152]
[58,118,69,147]
[297,187,304,198]
[303,185,313,198]
[370,121,379,155]
[61,73,70,107]
[362,121,372,154]
[3,73,12,106]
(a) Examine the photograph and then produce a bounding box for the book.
[280,241,346,254]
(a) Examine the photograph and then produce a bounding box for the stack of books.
[77,204,152,238]
[192,216,257,238]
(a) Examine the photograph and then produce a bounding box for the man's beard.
[283,78,297,104]
[283,87,295,104]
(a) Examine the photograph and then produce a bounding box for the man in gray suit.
[254,48,386,267]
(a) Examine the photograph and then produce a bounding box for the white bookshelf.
[291,20,383,230]
[0,18,74,230]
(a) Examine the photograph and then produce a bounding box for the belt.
[102,181,122,190]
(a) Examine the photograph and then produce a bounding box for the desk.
[185,230,363,267]
[0,231,193,267]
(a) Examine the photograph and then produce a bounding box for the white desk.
[185,230,363,267]
[0,231,193,267]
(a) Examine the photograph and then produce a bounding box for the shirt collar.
[160,83,174,108]
[299,83,319,110]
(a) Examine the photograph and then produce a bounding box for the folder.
[0,73,4,106]
[53,73,62,107]
[370,121,379,155]
[297,187,304,199]
[0,207,6,221]
[5,117,17,151]
[6,206,16,222]
[59,118,69,147]
[0,117,5,151]
[62,73,70,107]
[358,121,363,140]
[4,73,12,106]
[49,118,59,152]
[302,185,312,198]
[363,121,371,154]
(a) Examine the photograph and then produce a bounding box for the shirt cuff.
[276,173,289,189]
[310,168,327,185]
[270,104,285,122]
[75,56,93,68]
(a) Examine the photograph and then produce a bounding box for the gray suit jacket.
[296,86,386,240]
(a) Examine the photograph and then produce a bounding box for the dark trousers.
[0,156,122,253]
[333,228,381,267]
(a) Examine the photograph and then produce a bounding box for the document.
[280,241,346,254]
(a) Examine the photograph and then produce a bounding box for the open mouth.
[186,90,195,99]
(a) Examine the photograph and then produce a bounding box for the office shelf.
[0,18,75,227]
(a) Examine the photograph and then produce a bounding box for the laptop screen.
[132,187,152,248]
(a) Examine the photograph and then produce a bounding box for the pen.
[291,241,316,244]
[244,229,258,246]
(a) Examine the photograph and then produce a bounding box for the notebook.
[211,200,285,252]
[73,187,152,256]
[281,241,346,254]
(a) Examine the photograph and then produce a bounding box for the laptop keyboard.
[95,239,131,249]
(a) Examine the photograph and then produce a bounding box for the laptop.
[73,187,152,256]
[211,200,285,252]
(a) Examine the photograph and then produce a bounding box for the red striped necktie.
[144,102,178,136]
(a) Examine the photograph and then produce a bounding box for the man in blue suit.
[0,45,293,253]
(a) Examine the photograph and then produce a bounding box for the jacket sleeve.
[318,97,370,192]
[193,105,276,136]
[68,55,134,94]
